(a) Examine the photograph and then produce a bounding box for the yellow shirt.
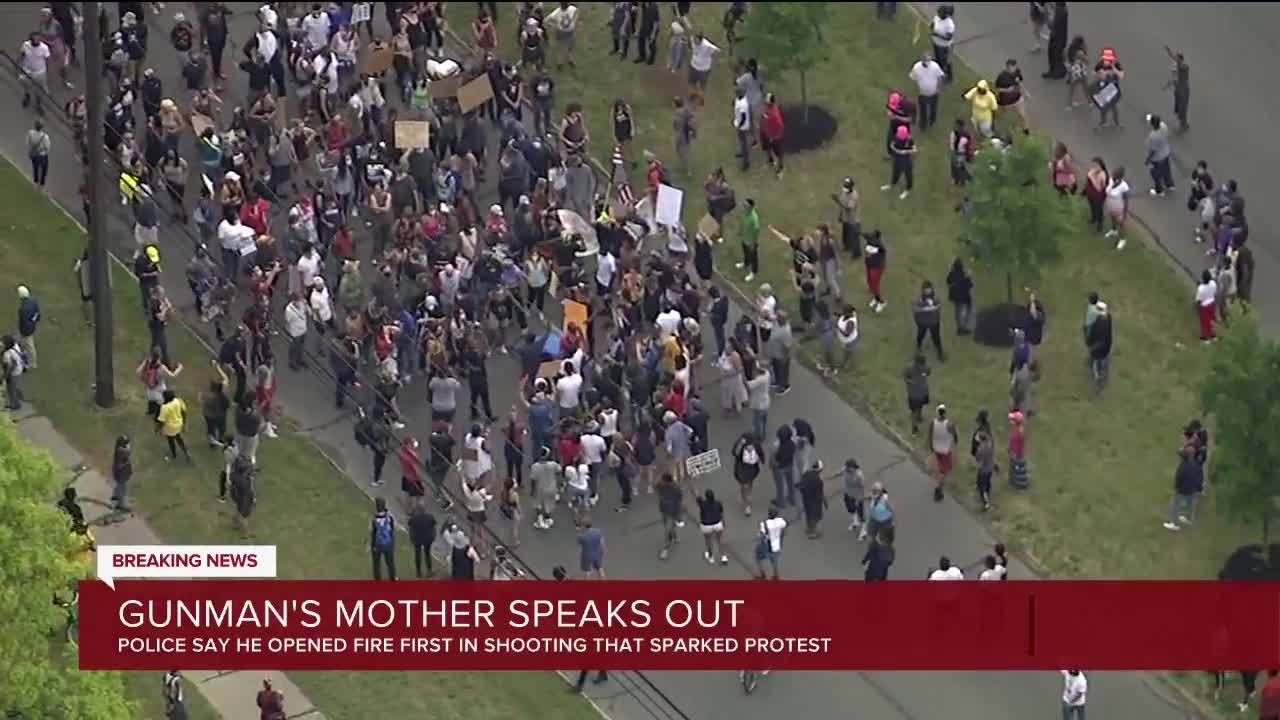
[157,398,187,437]
[964,87,998,123]
[662,335,684,374]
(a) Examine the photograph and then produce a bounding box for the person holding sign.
[1092,47,1124,130]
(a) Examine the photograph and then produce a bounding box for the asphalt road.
[926,1,1280,335]
[0,3,1191,720]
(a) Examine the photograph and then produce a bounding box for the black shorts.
[403,477,426,497]
[432,407,456,423]
[908,395,929,412]
[843,495,864,515]
[235,499,254,518]
[468,509,487,524]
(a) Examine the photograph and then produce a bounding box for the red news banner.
[78,581,1280,671]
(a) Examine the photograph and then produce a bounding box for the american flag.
[614,182,635,210]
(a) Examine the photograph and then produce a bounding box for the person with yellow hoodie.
[963,79,999,138]
[156,389,192,461]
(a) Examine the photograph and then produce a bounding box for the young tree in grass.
[0,419,133,719]
[1201,310,1280,543]
[738,2,830,123]
[959,137,1074,305]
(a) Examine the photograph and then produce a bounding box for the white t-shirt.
[979,565,1006,581]
[761,517,786,552]
[1061,672,1087,706]
[929,566,965,580]
[930,16,956,48]
[217,220,255,252]
[556,373,583,409]
[566,464,590,493]
[20,40,50,76]
[757,295,777,329]
[580,433,607,465]
[596,252,617,287]
[296,253,322,290]
[256,29,279,64]
[547,5,579,33]
[301,12,331,49]
[309,287,333,323]
[837,315,859,347]
[1106,179,1129,202]
[284,301,309,338]
[599,409,619,438]
[733,96,751,131]
[909,60,946,96]
[1196,281,1217,307]
[690,38,719,72]
[463,433,493,480]
[656,309,682,340]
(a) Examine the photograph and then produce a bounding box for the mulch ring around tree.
[1220,544,1280,581]
[780,104,838,153]
[974,303,1031,348]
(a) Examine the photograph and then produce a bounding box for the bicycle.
[738,668,770,694]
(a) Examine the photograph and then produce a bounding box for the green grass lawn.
[469,1,1250,581]
[0,160,596,719]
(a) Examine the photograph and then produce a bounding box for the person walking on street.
[578,520,606,578]
[256,678,286,720]
[1061,670,1087,720]
[1165,49,1190,132]
[16,285,40,370]
[770,425,797,508]
[861,526,895,581]
[746,360,771,442]
[111,436,132,511]
[26,120,50,188]
[797,460,826,538]
[1144,114,1175,197]
[927,404,957,501]
[972,420,996,511]
[283,293,308,370]
[408,500,437,578]
[163,669,188,720]
[842,458,866,532]
[697,489,729,564]
[732,431,764,516]
[765,310,793,394]
[755,504,786,579]
[19,32,51,115]
[657,472,683,560]
[370,497,397,580]
[574,670,609,693]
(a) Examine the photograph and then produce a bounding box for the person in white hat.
[16,286,40,370]
[927,404,957,501]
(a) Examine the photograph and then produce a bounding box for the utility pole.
[83,1,115,407]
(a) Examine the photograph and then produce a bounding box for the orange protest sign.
[562,300,588,334]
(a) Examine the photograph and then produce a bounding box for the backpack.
[373,514,393,548]
[740,444,759,466]
[354,417,372,447]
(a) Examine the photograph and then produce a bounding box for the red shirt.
[557,435,581,466]
[761,104,785,142]
[240,198,270,235]
[256,688,283,720]
[324,123,348,152]
[1008,426,1025,459]
[646,162,663,194]
[375,331,394,361]
[332,227,354,260]
[398,445,424,489]
[1260,675,1280,718]
[664,389,687,417]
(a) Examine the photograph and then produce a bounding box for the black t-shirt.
[890,137,916,158]
[428,433,456,472]
[219,337,246,367]
[1094,61,1124,87]
[995,69,1023,105]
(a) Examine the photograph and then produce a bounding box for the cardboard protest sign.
[562,300,588,334]
[655,184,684,226]
[395,120,431,149]
[457,74,495,113]
[367,45,394,75]
[190,112,214,137]
[429,75,462,99]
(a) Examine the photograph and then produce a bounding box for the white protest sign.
[97,545,277,589]
[655,184,684,227]
[685,449,722,478]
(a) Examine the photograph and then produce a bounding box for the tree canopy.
[738,2,830,116]
[959,137,1074,302]
[0,417,133,719]
[1201,310,1280,542]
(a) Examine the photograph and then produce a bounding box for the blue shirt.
[578,527,604,562]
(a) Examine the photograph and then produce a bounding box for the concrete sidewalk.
[9,403,325,720]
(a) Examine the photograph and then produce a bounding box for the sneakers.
[720,555,729,565]
[1178,515,1192,525]
[1115,237,1127,250]
[659,548,670,560]
[857,529,868,541]
[704,551,714,564]
[264,424,279,438]
[880,184,892,191]
[1104,229,1118,239]
[1149,188,1164,197]
[676,519,686,528]
[371,479,384,487]
[898,190,911,200]
[1162,521,1180,531]
[848,519,859,531]
[874,301,886,313]
[735,262,745,269]
[744,273,755,282]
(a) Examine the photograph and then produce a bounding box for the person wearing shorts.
[578,521,605,578]
[1103,168,1131,250]
[696,489,728,565]
[687,33,719,103]
[927,404,957,502]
